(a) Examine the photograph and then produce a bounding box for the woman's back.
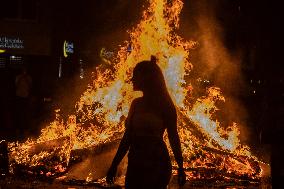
[126,98,172,189]
[106,59,186,189]
[130,98,165,139]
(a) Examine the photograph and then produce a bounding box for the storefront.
[0,35,51,69]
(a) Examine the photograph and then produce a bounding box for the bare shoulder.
[128,97,142,113]
[132,97,143,106]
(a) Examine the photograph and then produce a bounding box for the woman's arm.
[107,130,130,184]
[107,99,136,182]
[165,107,186,186]
[166,109,183,169]
[109,129,130,168]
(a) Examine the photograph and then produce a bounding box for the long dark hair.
[133,58,175,113]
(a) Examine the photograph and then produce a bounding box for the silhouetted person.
[0,140,9,178]
[15,67,32,139]
[106,57,186,189]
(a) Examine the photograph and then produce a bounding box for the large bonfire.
[8,0,263,182]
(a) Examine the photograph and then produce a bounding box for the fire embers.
[0,140,9,178]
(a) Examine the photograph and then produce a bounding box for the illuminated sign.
[127,44,132,52]
[63,40,74,58]
[0,49,6,53]
[0,36,24,49]
[100,47,114,64]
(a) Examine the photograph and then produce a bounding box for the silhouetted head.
[132,57,166,93]
[131,57,175,109]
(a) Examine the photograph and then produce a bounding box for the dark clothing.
[14,71,32,139]
[14,96,30,131]
[107,60,184,188]
[110,97,181,189]
[126,137,172,189]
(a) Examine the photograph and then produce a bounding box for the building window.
[0,57,6,68]
[10,55,23,66]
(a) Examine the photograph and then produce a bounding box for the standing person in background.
[15,67,32,140]
[106,57,186,189]
[0,68,15,140]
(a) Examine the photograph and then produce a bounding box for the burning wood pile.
[1,0,270,188]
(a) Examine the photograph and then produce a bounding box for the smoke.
[66,142,127,181]
[181,0,250,143]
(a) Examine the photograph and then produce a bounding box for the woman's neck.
[142,91,152,100]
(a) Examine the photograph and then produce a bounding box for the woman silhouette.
[106,57,186,189]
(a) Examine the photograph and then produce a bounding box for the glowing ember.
[8,0,263,181]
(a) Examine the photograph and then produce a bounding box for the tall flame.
[8,0,262,180]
